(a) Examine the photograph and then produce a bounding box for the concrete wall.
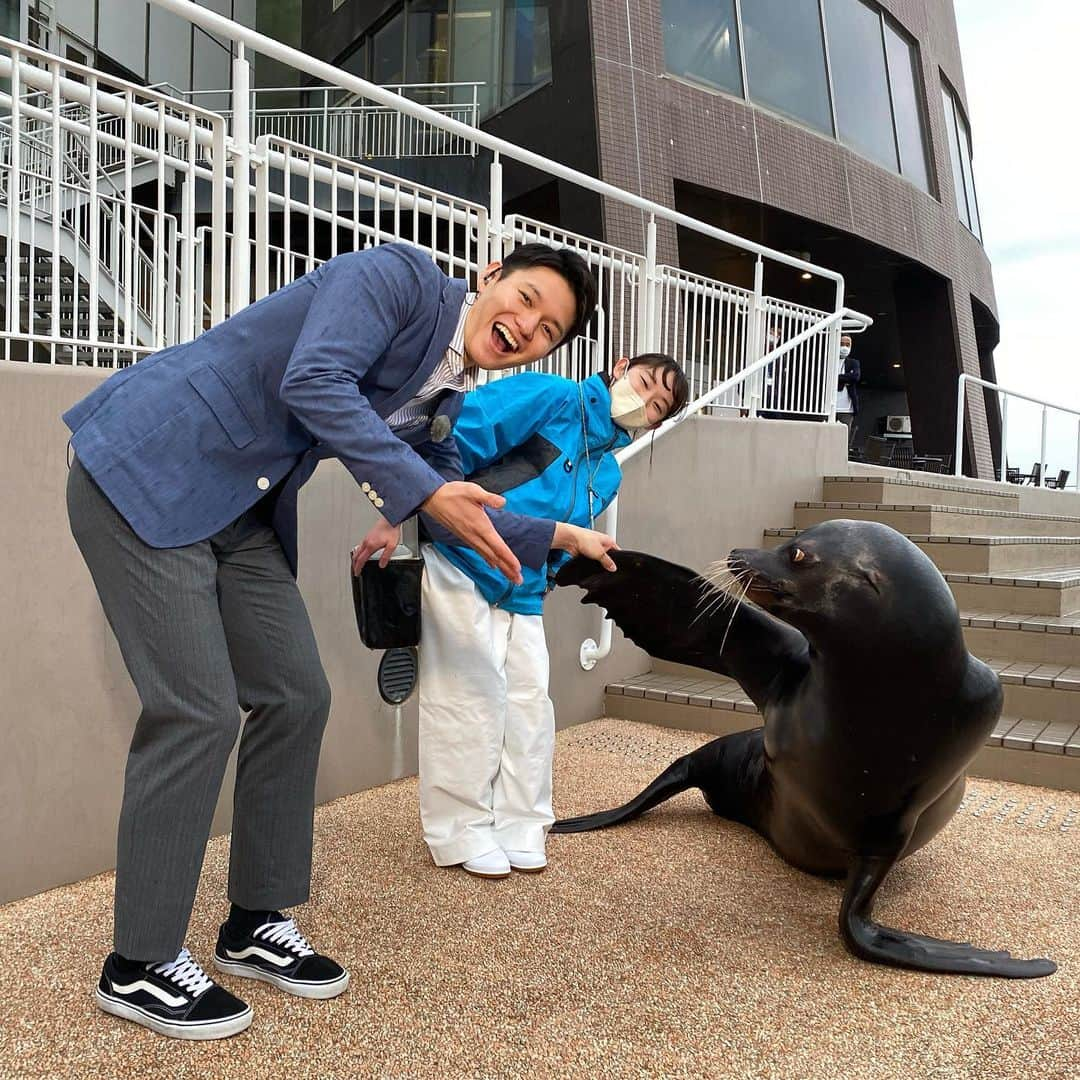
[0,361,846,903]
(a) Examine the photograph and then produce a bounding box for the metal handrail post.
[230,43,251,314]
[1039,406,1048,488]
[953,372,968,477]
[999,393,1008,483]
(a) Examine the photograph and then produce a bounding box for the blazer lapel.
[377,276,469,418]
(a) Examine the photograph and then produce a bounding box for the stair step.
[602,670,1080,791]
[764,529,1080,574]
[821,475,1021,512]
[946,570,1080,616]
[962,618,1080,667]
[793,502,1080,539]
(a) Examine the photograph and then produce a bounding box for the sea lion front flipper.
[555,551,807,706]
[840,854,1057,979]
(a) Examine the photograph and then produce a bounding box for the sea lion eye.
[791,548,805,564]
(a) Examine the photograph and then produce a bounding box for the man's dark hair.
[627,352,691,418]
[499,244,598,347]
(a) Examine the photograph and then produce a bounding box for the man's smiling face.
[463,262,579,371]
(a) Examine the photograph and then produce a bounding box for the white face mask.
[609,371,651,430]
[839,345,851,359]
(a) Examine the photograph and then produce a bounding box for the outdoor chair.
[1045,469,1070,490]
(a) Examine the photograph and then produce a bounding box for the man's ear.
[477,260,502,290]
[612,356,629,378]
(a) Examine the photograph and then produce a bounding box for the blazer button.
[361,482,371,492]
[368,490,378,501]
[257,476,270,491]
[374,498,384,508]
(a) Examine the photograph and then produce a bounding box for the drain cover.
[378,647,418,705]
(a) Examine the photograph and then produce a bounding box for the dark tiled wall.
[589,0,996,476]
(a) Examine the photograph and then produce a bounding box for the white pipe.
[230,46,251,313]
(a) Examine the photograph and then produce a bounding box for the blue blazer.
[64,243,553,575]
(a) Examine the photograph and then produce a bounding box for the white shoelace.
[151,947,213,996]
[256,918,314,957]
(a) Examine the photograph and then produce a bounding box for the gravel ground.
[1,718,1076,1080]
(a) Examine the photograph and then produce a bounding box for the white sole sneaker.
[212,955,350,1000]
[94,987,253,1041]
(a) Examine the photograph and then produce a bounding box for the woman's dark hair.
[498,243,598,346]
[626,352,691,418]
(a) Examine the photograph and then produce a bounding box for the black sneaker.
[95,948,253,1040]
[213,915,349,1000]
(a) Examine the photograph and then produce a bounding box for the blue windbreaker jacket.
[434,371,631,615]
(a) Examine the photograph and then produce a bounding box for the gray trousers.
[66,458,331,962]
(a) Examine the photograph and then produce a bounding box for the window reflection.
[660,0,936,196]
[883,23,930,192]
[823,0,897,171]
[502,0,551,105]
[452,0,498,114]
[335,0,551,119]
[661,0,742,96]
[742,0,833,136]
[372,12,405,87]
[941,83,980,237]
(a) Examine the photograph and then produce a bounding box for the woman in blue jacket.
[361,354,689,877]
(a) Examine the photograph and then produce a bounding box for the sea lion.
[553,520,1056,978]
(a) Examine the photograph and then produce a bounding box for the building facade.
[15,0,999,471]
[302,0,1000,471]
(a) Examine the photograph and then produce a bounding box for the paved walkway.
[1,719,1076,1079]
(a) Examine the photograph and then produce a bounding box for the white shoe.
[505,849,547,873]
[461,849,511,879]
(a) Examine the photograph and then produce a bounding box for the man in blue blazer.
[65,241,613,1040]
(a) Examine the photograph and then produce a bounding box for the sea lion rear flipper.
[551,756,693,833]
[555,551,807,705]
[840,854,1056,979]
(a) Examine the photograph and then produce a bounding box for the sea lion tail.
[551,756,694,833]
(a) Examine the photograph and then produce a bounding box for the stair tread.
[796,501,1080,524]
[765,528,1080,546]
[944,568,1080,588]
[605,672,1080,755]
[960,612,1080,634]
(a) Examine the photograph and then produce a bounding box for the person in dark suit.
[835,334,861,447]
[65,241,612,1040]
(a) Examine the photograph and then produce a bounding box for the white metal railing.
[576,304,872,669]
[188,83,482,159]
[0,3,881,672]
[955,374,1079,491]
[0,37,228,365]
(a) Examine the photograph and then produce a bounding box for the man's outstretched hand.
[421,481,523,584]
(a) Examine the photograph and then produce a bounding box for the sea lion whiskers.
[693,560,752,626]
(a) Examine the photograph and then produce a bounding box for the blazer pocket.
[187,364,257,449]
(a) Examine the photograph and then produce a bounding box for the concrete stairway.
[603,471,1080,792]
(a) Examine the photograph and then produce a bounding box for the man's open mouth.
[492,321,518,354]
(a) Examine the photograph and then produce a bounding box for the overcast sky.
[953,0,1080,481]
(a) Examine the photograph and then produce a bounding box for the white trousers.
[418,545,555,866]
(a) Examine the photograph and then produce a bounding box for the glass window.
[452,0,499,116]
[822,0,896,171]
[957,109,981,239]
[883,21,930,192]
[660,0,742,96]
[742,0,833,135]
[373,11,406,87]
[55,0,95,44]
[0,0,19,39]
[191,27,231,108]
[501,0,551,105]
[97,0,149,80]
[340,40,369,81]
[148,5,193,93]
[406,0,451,97]
[941,86,970,228]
